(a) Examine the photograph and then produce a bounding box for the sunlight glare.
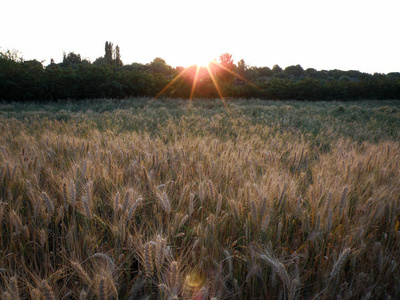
[183,45,213,67]
[190,57,212,68]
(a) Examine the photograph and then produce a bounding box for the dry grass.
[0,98,399,299]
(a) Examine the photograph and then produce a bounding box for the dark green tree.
[237,59,246,78]
[305,68,318,77]
[149,57,172,75]
[338,75,351,82]
[105,41,113,66]
[272,64,283,74]
[284,64,304,77]
[62,52,82,66]
[257,66,273,77]
[102,42,123,67]
[93,57,108,66]
[114,45,123,67]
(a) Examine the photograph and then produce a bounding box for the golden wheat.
[0,99,399,299]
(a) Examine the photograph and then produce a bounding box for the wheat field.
[0,98,399,299]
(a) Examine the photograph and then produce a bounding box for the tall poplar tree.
[115,45,122,67]
[105,41,114,66]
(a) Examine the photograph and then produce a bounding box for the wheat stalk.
[208,180,215,203]
[154,235,167,271]
[122,188,132,213]
[71,261,92,285]
[215,194,222,216]
[179,184,189,208]
[339,186,348,219]
[189,192,195,215]
[169,261,179,289]
[69,180,76,206]
[178,214,189,231]
[144,242,154,278]
[199,182,204,205]
[10,276,19,300]
[82,196,92,220]
[157,191,171,214]
[11,210,22,235]
[41,281,54,300]
[113,192,120,220]
[330,248,351,279]
[98,277,106,300]
[42,192,54,214]
[62,181,68,208]
[127,197,142,221]
[259,250,291,289]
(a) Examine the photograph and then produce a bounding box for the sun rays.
[153,58,258,110]
[154,67,192,99]
[205,63,228,111]
[189,65,201,103]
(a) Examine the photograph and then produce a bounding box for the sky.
[1,0,399,74]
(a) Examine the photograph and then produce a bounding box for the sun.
[181,48,214,68]
[180,55,212,68]
[191,57,212,68]
[153,51,256,108]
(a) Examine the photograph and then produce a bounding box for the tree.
[237,59,246,78]
[305,68,318,77]
[338,75,351,82]
[257,66,273,77]
[149,57,172,75]
[0,49,24,62]
[103,42,123,67]
[219,53,234,69]
[388,72,400,79]
[114,45,123,67]
[105,41,113,66]
[62,52,82,66]
[217,53,236,83]
[93,57,108,66]
[284,64,304,78]
[272,64,283,74]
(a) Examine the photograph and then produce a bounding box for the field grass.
[0,98,399,299]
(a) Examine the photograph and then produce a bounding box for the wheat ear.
[98,277,106,300]
[259,251,291,289]
[42,192,54,214]
[330,248,351,279]
[82,196,92,220]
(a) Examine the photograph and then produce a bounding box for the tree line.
[1,42,400,101]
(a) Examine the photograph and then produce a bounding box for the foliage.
[272,64,283,74]
[1,47,400,101]
[257,66,273,78]
[62,52,82,66]
[284,64,304,77]
[237,59,246,78]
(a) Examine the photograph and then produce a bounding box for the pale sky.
[1,0,399,74]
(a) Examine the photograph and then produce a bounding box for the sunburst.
[154,58,259,109]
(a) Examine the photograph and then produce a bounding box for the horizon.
[2,0,400,74]
[3,44,400,76]
[4,43,400,77]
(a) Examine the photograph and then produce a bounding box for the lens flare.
[205,64,229,111]
[154,57,260,109]
[184,272,203,289]
[184,271,206,299]
[190,65,201,102]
